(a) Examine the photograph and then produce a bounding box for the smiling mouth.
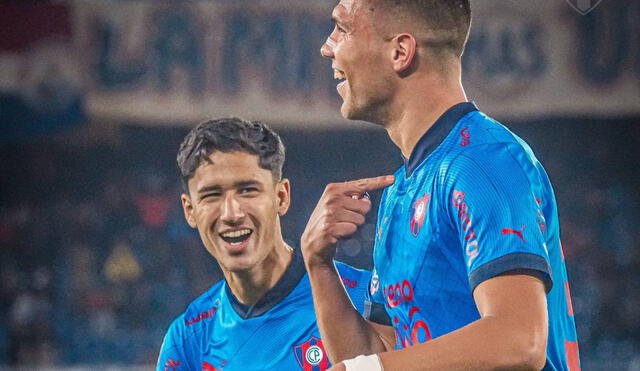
[333,68,346,81]
[219,229,253,245]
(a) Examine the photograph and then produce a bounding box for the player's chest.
[374,174,443,282]
[373,180,440,347]
[197,305,331,371]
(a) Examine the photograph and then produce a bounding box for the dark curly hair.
[177,117,285,193]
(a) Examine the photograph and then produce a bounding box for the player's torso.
[372,111,580,368]
[372,111,547,349]
[373,142,481,349]
[191,278,331,371]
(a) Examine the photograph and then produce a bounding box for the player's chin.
[342,104,367,122]
[223,255,257,273]
[340,104,351,119]
[340,101,358,120]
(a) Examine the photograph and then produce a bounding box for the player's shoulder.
[459,111,523,148]
[173,280,225,329]
[158,283,224,370]
[162,280,224,347]
[447,111,539,169]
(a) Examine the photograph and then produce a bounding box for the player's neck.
[224,242,294,306]
[385,75,467,160]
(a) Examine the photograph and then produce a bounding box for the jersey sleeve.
[335,262,390,325]
[156,316,197,371]
[444,143,553,292]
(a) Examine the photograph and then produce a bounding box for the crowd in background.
[0,119,638,369]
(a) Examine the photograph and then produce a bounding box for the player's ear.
[181,193,197,228]
[276,178,291,216]
[391,33,417,73]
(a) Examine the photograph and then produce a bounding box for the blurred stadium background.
[0,0,638,370]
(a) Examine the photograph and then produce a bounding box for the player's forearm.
[306,261,388,362]
[377,315,547,371]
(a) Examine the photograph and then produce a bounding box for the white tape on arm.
[342,354,384,371]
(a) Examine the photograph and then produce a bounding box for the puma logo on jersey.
[502,225,526,243]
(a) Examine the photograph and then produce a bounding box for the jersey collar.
[224,249,306,319]
[404,102,479,177]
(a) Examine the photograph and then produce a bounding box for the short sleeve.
[336,263,390,325]
[445,143,553,292]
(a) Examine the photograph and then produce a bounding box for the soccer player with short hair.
[157,118,377,370]
[301,0,580,370]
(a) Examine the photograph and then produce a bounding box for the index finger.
[343,175,395,194]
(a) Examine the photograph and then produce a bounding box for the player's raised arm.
[301,175,396,362]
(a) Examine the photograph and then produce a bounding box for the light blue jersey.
[365,103,580,370]
[158,251,372,371]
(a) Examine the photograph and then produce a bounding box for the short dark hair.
[370,0,471,57]
[177,117,285,193]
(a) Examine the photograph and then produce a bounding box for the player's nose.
[320,37,335,58]
[220,195,245,224]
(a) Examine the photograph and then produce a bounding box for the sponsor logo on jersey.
[535,197,547,235]
[185,306,218,326]
[460,127,471,146]
[410,193,430,237]
[341,277,358,288]
[164,358,181,371]
[383,279,432,348]
[294,337,329,371]
[202,361,224,371]
[452,190,479,267]
[502,225,526,243]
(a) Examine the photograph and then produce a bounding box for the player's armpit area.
[364,300,391,325]
[368,320,396,352]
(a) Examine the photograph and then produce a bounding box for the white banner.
[29,0,640,126]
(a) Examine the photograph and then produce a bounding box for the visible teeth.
[334,70,346,80]
[221,229,251,238]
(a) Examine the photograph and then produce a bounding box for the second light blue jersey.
[158,251,372,371]
[366,103,580,371]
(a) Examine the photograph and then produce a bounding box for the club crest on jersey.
[410,193,430,237]
[294,337,329,370]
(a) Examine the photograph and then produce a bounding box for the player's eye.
[336,24,346,33]
[201,192,221,200]
[239,187,259,195]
